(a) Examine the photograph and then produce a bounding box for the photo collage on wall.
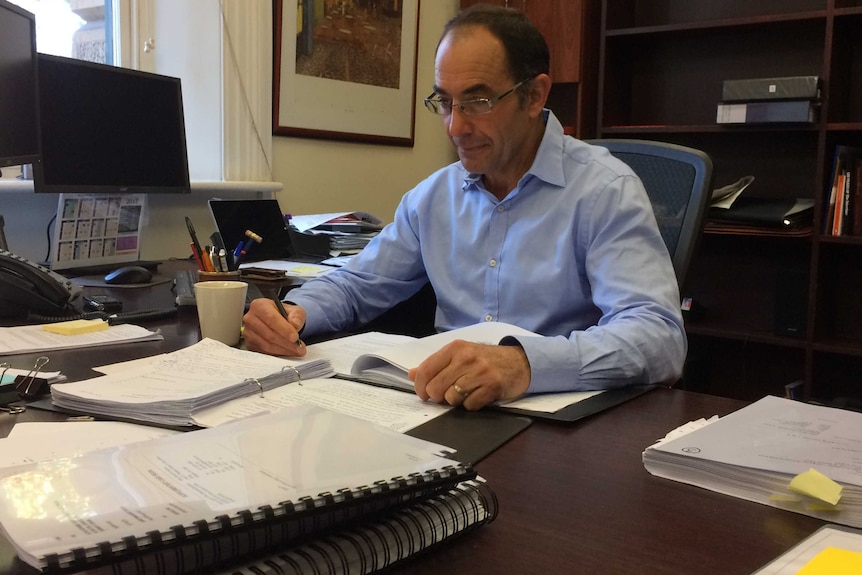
[50,194,147,270]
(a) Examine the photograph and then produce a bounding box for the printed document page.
[0,323,162,355]
[192,377,451,433]
[650,395,862,486]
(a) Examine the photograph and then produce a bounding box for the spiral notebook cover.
[0,405,475,574]
[215,479,498,575]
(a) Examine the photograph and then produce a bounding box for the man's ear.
[528,73,552,116]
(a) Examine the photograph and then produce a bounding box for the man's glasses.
[424,80,527,116]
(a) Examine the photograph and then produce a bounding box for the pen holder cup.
[197,270,242,282]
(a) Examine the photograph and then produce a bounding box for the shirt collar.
[461,109,567,191]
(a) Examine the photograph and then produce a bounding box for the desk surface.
[0,264,825,575]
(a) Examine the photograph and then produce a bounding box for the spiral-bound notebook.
[217,479,498,575]
[0,405,482,574]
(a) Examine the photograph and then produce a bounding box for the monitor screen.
[34,53,190,194]
[0,0,40,169]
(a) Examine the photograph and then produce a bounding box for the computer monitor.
[0,0,40,169]
[34,53,190,194]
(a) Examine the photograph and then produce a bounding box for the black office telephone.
[0,249,83,319]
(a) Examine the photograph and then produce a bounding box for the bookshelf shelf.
[604,11,829,37]
[599,0,862,403]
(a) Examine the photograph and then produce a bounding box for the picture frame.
[273,0,421,147]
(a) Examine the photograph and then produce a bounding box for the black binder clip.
[14,356,51,401]
[0,363,23,413]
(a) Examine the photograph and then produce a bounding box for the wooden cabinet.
[597,0,862,404]
[459,0,600,138]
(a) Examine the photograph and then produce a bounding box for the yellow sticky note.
[42,319,109,336]
[797,547,862,575]
[789,468,843,506]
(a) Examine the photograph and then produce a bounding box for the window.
[9,0,116,64]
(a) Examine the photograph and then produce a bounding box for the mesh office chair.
[588,139,714,288]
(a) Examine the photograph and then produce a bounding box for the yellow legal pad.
[42,319,109,336]
[797,547,862,575]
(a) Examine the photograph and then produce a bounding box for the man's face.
[433,27,538,187]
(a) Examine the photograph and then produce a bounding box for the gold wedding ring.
[453,384,470,398]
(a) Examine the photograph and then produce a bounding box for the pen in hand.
[271,295,304,348]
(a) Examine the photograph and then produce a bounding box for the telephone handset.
[0,249,83,319]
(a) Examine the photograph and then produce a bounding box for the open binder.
[0,405,487,574]
[49,338,335,426]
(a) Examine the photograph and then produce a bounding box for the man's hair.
[439,3,550,93]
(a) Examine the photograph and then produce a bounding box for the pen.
[185,217,203,257]
[270,295,304,348]
[190,242,205,271]
[234,230,263,269]
[201,245,215,272]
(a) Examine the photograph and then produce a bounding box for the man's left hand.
[409,341,531,410]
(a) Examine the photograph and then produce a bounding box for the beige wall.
[0,1,460,264]
[271,1,460,223]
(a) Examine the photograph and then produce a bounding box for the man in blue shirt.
[243,5,686,410]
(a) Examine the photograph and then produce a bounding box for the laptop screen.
[208,199,292,262]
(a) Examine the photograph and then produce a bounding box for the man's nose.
[446,106,473,137]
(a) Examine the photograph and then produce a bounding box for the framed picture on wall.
[273,0,420,147]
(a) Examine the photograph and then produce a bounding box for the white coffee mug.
[194,280,248,346]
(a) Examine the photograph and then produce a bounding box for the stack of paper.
[0,322,162,355]
[643,395,862,528]
[50,338,334,426]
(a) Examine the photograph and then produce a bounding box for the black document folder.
[709,197,814,228]
[492,384,657,423]
[408,408,532,464]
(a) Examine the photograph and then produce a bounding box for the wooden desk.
[0,270,826,575]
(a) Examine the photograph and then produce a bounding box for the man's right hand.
[242,298,307,357]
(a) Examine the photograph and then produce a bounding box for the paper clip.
[245,377,264,398]
[15,356,50,400]
[281,365,302,385]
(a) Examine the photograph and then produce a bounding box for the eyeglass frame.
[423,79,530,117]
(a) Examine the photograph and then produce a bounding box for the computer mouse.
[104,265,153,285]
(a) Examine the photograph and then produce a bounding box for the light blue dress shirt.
[288,111,686,393]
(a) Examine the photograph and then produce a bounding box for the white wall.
[0,1,459,265]
[270,1,459,223]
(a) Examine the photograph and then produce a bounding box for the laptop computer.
[208,199,293,263]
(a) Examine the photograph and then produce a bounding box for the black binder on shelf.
[0,406,490,574]
[709,198,815,229]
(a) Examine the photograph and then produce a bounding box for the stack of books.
[716,75,820,124]
[824,145,862,236]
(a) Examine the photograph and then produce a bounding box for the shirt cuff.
[500,334,582,394]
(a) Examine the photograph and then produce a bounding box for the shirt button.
[489,259,497,267]
[497,205,505,212]
[485,315,493,322]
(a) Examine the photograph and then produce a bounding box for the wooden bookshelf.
[598,0,862,403]
[458,0,600,138]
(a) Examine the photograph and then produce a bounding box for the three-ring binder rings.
[0,405,492,574]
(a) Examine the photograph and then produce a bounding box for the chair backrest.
[587,139,713,288]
